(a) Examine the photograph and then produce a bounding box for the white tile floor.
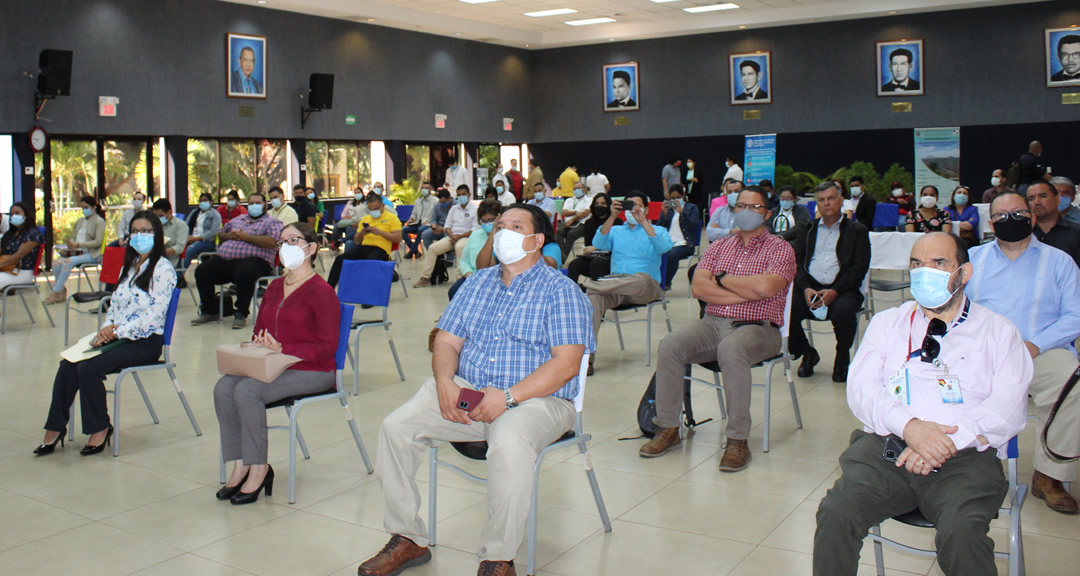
[1,254,1077,575]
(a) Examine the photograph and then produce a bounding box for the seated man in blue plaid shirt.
[359,204,595,576]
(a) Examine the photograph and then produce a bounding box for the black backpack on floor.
[431,255,449,285]
[629,367,711,439]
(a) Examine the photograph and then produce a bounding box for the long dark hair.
[81,195,106,219]
[120,210,166,293]
[2,202,33,245]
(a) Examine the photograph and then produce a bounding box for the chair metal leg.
[288,406,299,504]
[112,374,122,457]
[68,402,76,442]
[804,319,815,350]
[713,372,727,420]
[38,287,54,327]
[612,311,625,350]
[579,442,612,532]
[19,292,34,322]
[1,291,7,334]
[787,358,803,430]
[219,288,225,321]
[284,405,311,460]
[645,306,653,366]
[528,462,541,576]
[385,326,405,382]
[64,299,71,346]
[131,372,160,425]
[763,363,773,453]
[339,397,372,473]
[428,447,438,546]
[662,300,672,333]
[219,442,227,484]
[870,524,886,576]
[168,366,202,436]
[352,333,361,396]
[399,269,409,298]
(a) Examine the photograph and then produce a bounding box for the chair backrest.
[646,201,662,222]
[332,203,346,222]
[335,302,354,372]
[869,231,921,270]
[872,202,900,229]
[780,284,793,339]
[572,353,590,413]
[32,243,46,276]
[395,205,414,223]
[337,259,395,308]
[99,246,127,285]
[174,212,186,222]
[162,289,182,347]
[807,200,817,218]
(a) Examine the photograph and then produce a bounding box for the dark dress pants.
[662,244,696,289]
[567,253,611,287]
[787,288,863,368]
[194,256,273,317]
[44,334,164,435]
[327,245,389,288]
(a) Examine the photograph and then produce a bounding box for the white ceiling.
[219,0,1042,49]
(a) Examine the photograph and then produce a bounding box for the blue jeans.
[402,224,428,253]
[52,253,100,292]
[420,227,445,249]
[663,244,697,290]
[183,240,217,268]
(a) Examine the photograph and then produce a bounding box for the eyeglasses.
[920,318,947,364]
[989,209,1032,223]
[130,228,155,235]
[276,237,307,248]
[480,219,497,225]
[734,202,766,211]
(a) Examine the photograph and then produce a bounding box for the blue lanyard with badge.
[888,299,970,406]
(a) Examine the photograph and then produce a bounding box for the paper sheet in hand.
[62,332,102,363]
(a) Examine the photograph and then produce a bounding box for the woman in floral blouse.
[0,202,43,295]
[34,211,177,456]
[904,185,953,234]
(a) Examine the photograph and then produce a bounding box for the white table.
[975,203,993,240]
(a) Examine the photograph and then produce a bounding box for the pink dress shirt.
[848,296,1033,458]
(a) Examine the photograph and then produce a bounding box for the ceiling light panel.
[524,9,578,18]
[565,17,616,26]
[684,3,740,13]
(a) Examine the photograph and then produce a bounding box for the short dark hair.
[920,185,939,196]
[890,48,913,64]
[1027,180,1056,196]
[505,203,549,238]
[456,184,470,194]
[849,175,864,185]
[739,186,769,206]
[240,46,255,59]
[759,179,773,188]
[779,185,797,195]
[436,188,451,199]
[726,155,737,164]
[365,192,383,205]
[1058,35,1080,53]
[668,184,684,196]
[533,181,545,189]
[989,190,1031,213]
[815,181,840,196]
[152,199,172,212]
[739,60,761,74]
[478,199,502,219]
[283,222,320,264]
[612,70,631,85]
[292,184,305,192]
[623,190,650,208]
[199,193,213,203]
[248,191,265,202]
[268,186,284,197]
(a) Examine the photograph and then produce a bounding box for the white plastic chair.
[1,244,55,335]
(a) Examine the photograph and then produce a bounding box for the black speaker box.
[38,50,73,96]
[308,73,334,110]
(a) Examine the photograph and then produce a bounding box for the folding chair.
[390,242,408,298]
[602,253,672,366]
[868,436,1026,576]
[428,355,612,576]
[338,260,406,394]
[64,246,125,346]
[685,288,802,452]
[67,289,202,456]
[73,234,109,292]
[1,244,55,335]
[801,272,871,355]
[219,302,374,504]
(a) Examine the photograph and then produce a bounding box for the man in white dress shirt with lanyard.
[813,232,1033,576]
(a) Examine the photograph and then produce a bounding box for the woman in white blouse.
[34,211,178,456]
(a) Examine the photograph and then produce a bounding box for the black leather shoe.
[80,425,113,456]
[231,465,274,505]
[832,364,848,383]
[216,471,250,500]
[33,429,66,455]
[797,348,820,378]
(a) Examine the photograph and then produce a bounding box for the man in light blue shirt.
[706,180,742,243]
[586,190,673,373]
[966,191,1080,514]
[527,181,557,223]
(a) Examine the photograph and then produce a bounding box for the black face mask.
[592,206,611,221]
[993,216,1033,242]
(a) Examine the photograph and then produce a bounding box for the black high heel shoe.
[230,465,274,505]
[80,425,113,456]
[216,470,250,501]
[33,430,66,455]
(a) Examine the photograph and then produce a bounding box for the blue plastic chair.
[67,289,203,456]
[872,202,900,229]
[220,303,374,504]
[868,436,1026,575]
[337,260,406,394]
[173,213,185,222]
[602,253,673,366]
[395,204,414,224]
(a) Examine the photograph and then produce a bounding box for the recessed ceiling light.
[459,0,499,4]
[649,0,680,3]
[738,25,746,28]
[565,17,616,26]
[684,3,739,14]
[888,10,897,15]
[257,0,267,4]
[367,18,375,22]
[608,38,615,41]
[525,8,577,17]
[454,32,462,35]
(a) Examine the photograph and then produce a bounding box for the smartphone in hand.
[457,388,485,412]
[362,223,370,229]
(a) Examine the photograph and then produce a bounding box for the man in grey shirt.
[662,156,681,198]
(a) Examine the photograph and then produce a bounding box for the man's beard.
[924,277,964,315]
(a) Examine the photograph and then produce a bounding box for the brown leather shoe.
[357,534,432,576]
[412,277,431,289]
[477,560,516,576]
[1032,470,1079,515]
[639,427,681,458]
[718,439,751,472]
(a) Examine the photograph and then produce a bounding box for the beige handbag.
[216,343,302,383]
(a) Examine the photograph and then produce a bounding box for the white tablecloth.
[869,231,922,270]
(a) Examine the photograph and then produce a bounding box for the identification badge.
[888,368,910,406]
[938,376,963,404]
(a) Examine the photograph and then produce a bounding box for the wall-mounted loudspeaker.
[38,50,73,96]
[308,74,334,110]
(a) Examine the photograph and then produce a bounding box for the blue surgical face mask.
[373,187,383,195]
[370,209,382,219]
[954,193,968,206]
[82,208,93,219]
[573,188,584,198]
[159,215,169,225]
[247,203,264,218]
[1059,196,1071,213]
[228,199,238,208]
[727,192,739,205]
[9,214,25,227]
[496,186,505,193]
[534,192,545,201]
[810,298,828,321]
[270,198,282,209]
[481,222,494,234]
[780,199,794,211]
[910,266,961,310]
[307,192,316,200]
[456,196,469,206]
[354,193,364,202]
[624,210,637,226]
[199,201,211,211]
[130,233,155,255]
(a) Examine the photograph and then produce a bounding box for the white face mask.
[920,195,937,208]
[279,242,309,270]
[492,229,538,265]
[891,188,904,198]
[850,186,863,197]
[991,176,1002,187]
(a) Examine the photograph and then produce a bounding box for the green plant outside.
[774,162,914,201]
[389,178,422,206]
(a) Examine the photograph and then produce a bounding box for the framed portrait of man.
[730,51,772,105]
[602,62,640,112]
[877,39,923,96]
[1046,27,1080,87]
[227,33,267,99]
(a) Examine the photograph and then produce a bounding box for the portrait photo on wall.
[730,52,772,105]
[602,62,640,112]
[227,33,266,98]
[1046,27,1080,86]
[877,39,923,96]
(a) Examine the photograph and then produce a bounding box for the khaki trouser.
[420,236,468,279]
[586,273,664,340]
[653,315,781,438]
[376,376,576,561]
[1030,348,1080,481]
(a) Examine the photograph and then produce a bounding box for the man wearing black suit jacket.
[847,176,877,230]
[734,60,769,101]
[790,182,871,383]
[607,71,636,107]
[1051,34,1080,83]
[881,48,920,92]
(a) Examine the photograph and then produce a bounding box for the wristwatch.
[504,389,519,411]
[714,271,728,288]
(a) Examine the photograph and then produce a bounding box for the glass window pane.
[405,145,430,189]
[357,143,371,189]
[256,139,287,195]
[477,144,500,191]
[49,139,98,243]
[305,140,328,195]
[152,140,163,200]
[220,140,256,199]
[328,141,358,197]
[102,140,146,240]
[188,139,220,204]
